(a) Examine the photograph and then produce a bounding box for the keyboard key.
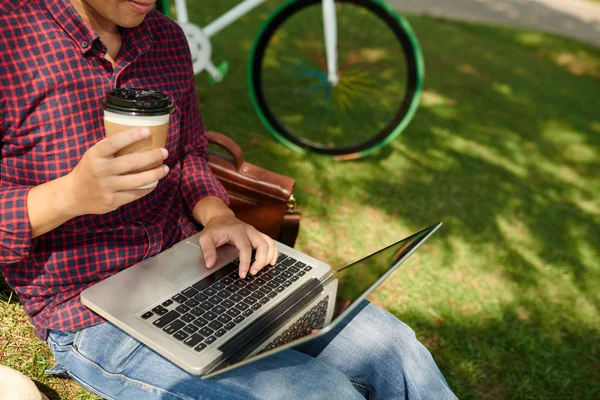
[205,336,217,345]
[288,266,300,273]
[262,273,274,281]
[163,320,185,334]
[219,290,232,299]
[220,277,234,285]
[203,287,218,296]
[175,304,190,314]
[141,311,154,320]
[242,309,254,317]
[215,329,227,337]
[233,281,247,288]
[152,310,180,328]
[217,314,232,324]
[183,324,199,334]
[229,293,244,302]
[161,299,174,307]
[234,315,245,324]
[275,286,286,292]
[251,303,262,311]
[267,291,278,299]
[294,261,306,269]
[224,322,236,331]
[181,313,196,323]
[152,305,168,315]
[173,331,189,341]
[281,257,296,266]
[304,265,313,271]
[199,302,215,311]
[207,295,223,305]
[227,284,241,293]
[243,297,257,305]
[203,311,218,321]
[259,297,270,305]
[276,253,287,263]
[221,299,235,309]
[189,308,205,317]
[246,283,259,291]
[282,280,293,287]
[199,327,214,337]
[297,270,306,277]
[185,299,200,308]
[194,343,207,352]
[172,294,187,303]
[238,288,252,297]
[235,302,249,311]
[208,320,223,330]
[281,271,293,279]
[183,333,204,348]
[273,276,286,284]
[181,287,199,298]
[254,278,266,286]
[193,293,209,302]
[256,288,271,297]
[226,308,241,318]
[192,317,209,328]
[290,275,299,282]
[212,305,227,315]
[211,282,226,291]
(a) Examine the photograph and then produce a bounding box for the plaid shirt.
[0,0,228,339]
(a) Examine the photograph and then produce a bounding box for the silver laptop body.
[81,223,442,378]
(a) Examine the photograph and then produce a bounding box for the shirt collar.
[42,0,152,56]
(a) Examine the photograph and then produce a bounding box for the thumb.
[199,232,218,269]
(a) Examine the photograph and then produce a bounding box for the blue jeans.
[46,301,457,400]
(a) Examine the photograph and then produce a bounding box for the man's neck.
[69,0,122,65]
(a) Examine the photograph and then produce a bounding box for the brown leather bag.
[206,131,300,248]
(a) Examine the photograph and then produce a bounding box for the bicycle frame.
[175,0,339,85]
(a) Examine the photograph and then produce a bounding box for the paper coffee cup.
[102,88,173,189]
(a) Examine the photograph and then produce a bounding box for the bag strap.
[278,213,300,248]
[207,131,243,171]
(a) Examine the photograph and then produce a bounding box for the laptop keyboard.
[260,296,329,354]
[140,253,314,353]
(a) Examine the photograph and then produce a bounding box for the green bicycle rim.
[248,0,425,160]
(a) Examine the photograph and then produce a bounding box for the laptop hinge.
[207,278,323,373]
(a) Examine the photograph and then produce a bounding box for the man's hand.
[197,208,278,279]
[65,127,169,215]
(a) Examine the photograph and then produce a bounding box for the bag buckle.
[286,194,296,213]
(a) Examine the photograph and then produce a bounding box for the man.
[0,0,457,398]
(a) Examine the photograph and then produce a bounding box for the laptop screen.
[331,223,437,320]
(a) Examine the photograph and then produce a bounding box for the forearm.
[192,196,234,227]
[27,175,79,238]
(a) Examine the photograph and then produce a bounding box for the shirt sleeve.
[0,184,35,265]
[177,84,229,215]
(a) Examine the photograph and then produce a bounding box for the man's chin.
[117,15,147,28]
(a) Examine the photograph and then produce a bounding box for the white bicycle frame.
[174,0,339,85]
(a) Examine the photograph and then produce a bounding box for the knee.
[0,365,48,400]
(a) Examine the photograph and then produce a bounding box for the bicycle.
[157,0,424,160]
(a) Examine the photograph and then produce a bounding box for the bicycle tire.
[248,0,424,160]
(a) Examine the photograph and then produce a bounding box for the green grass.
[2,2,599,399]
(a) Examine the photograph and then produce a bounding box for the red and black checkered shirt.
[0,0,228,339]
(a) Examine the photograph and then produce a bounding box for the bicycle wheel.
[249,0,424,160]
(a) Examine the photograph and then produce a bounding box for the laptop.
[81,222,442,378]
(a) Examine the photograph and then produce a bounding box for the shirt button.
[81,40,89,49]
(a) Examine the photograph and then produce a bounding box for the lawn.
[1,1,599,399]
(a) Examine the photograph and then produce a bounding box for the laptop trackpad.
[142,242,207,286]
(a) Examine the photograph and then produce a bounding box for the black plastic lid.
[102,88,174,116]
